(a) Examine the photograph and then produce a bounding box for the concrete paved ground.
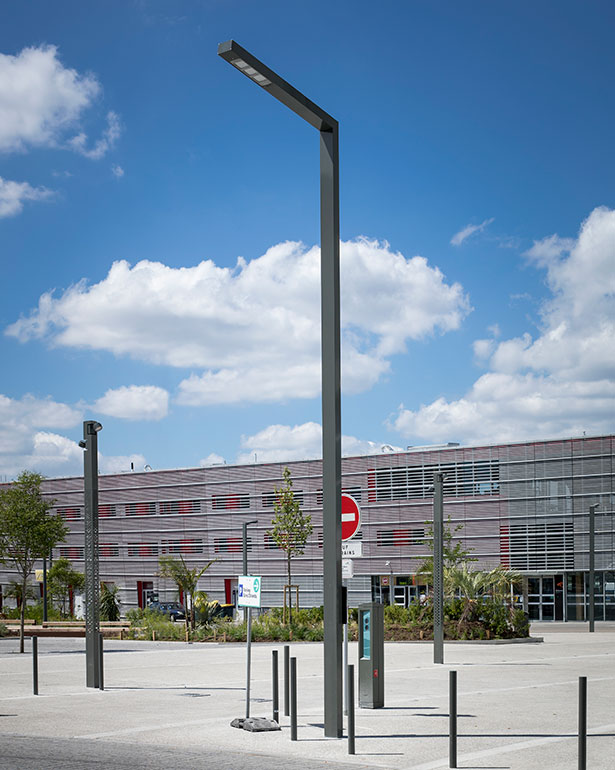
[1,624,614,770]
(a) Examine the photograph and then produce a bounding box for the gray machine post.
[358,602,384,708]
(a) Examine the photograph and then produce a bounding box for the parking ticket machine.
[358,602,384,708]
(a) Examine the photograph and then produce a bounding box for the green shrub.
[0,622,8,637]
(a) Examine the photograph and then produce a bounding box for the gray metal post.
[588,505,598,632]
[290,656,298,741]
[217,41,342,738]
[284,644,290,716]
[83,420,102,688]
[343,589,348,716]
[449,670,457,768]
[245,608,252,718]
[98,632,104,691]
[32,635,38,695]
[242,520,256,624]
[347,664,355,755]
[272,650,279,723]
[42,556,48,623]
[433,472,444,665]
[578,676,587,770]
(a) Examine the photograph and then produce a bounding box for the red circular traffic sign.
[341,493,361,541]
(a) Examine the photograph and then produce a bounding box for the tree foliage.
[100,582,121,621]
[417,514,476,582]
[47,557,85,616]
[0,471,67,652]
[268,467,313,623]
[158,554,215,629]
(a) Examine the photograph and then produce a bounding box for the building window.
[59,546,84,559]
[126,502,157,516]
[377,529,424,547]
[212,494,250,510]
[100,543,119,557]
[159,500,201,515]
[507,522,574,570]
[264,533,279,550]
[214,536,247,553]
[372,460,499,502]
[262,491,303,507]
[58,507,81,520]
[161,538,204,555]
[127,543,159,557]
[99,504,116,518]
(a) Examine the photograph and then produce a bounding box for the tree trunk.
[19,574,27,654]
[287,554,292,624]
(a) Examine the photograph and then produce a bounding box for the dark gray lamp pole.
[433,472,444,664]
[218,40,342,738]
[81,420,102,688]
[588,504,599,633]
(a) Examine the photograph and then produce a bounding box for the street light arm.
[218,40,337,132]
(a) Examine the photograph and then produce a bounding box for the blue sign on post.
[362,610,371,659]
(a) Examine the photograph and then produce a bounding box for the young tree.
[100,582,121,621]
[0,471,67,652]
[417,514,476,585]
[47,557,85,616]
[268,467,313,623]
[158,554,215,630]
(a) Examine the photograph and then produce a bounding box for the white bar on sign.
[341,513,355,522]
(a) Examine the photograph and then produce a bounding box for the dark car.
[148,601,186,622]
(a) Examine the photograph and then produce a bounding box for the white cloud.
[450,217,494,246]
[199,453,226,467]
[0,392,155,478]
[236,421,403,464]
[92,385,169,421]
[68,111,120,160]
[111,164,124,178]
[7,238,470,405]
[0,176,53,217]
[0,45,100,153]
[392,206,615,444]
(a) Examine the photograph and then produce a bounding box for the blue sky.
[1,0,614,479]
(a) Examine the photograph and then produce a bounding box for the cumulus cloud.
[92,385,169,421]
[451,217,494,246]
[236,421,403,464]
[0,391,155,478]
[0,177,53,217]
[111,164,124,178]
[7,238,470,405]
[392,206,615,444]
[199,453,226,467]
[0,44,100,153]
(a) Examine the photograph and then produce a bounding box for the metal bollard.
[290,656,297,741]
[347,664,355,755]
[284,644,290,716]
[32,635,38,696]
[449,670,457,768]
[578,676,587,770]
[98,632,104,691]
[272,650,279,723]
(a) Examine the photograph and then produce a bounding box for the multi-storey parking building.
[1,433,613,622]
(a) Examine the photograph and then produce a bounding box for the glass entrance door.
[528,576,557,620]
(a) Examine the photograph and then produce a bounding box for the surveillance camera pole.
[83,420,102,688]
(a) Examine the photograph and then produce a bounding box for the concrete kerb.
[1,630,614,770]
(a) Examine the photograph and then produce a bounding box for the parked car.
[147,601,186,622]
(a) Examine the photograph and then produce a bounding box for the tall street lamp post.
[80,420,103,688]
[433,472,445,665]
[588,504,599,633]
[218,40,343,737]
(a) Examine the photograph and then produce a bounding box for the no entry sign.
[341,493,361,541]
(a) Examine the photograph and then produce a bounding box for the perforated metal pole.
[272,650,279,723]
[290,656,298,741]
[578,676,587,770]
[83,420,102,689]
[347,664,355,755]
[284,644,290,716]
[434,472,444,665]
[449,670,457,768]
[98,632,104,691]
[32,636,38,695]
